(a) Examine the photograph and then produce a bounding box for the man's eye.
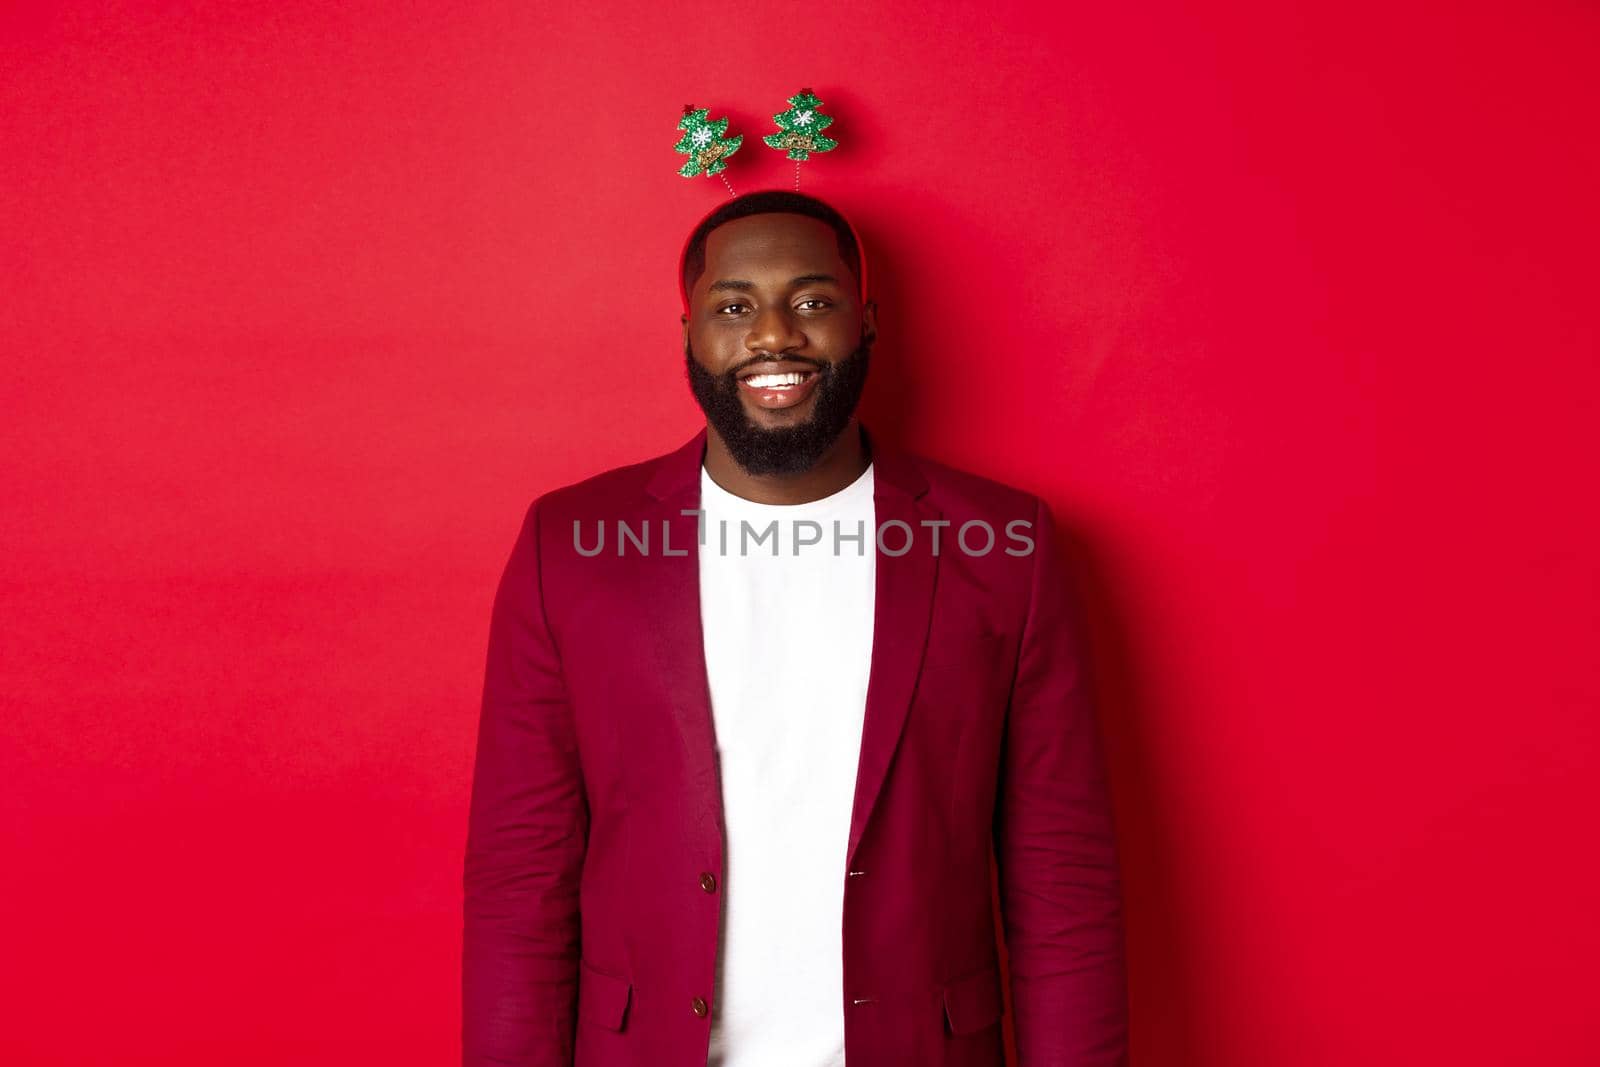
[797,299,831,311]
[717,303,748,315]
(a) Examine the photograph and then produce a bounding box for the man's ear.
[862,300,878,345]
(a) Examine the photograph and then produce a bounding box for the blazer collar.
[644,422,928,502]
[638,418,941,871]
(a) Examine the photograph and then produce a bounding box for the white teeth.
[745,372,807,388]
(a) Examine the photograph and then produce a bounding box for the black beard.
[684,338,872,477]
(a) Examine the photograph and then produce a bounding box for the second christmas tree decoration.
[764,87,838,163]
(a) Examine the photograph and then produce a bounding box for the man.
[463,190,1128,1067]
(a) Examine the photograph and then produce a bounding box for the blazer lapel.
[640,428,724,848]
[638,423,942,873]
[848,425,940,869]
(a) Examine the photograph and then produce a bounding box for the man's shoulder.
[891,444,1042,523]
[531,442,683,518]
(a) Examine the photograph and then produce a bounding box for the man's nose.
[745,303,804,354]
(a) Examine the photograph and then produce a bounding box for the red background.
[3,2,1596,1064]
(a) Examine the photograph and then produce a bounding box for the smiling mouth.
[737,368,821,410]
[742,370,814,388]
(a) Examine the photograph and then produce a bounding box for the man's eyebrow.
[705,273,840,294]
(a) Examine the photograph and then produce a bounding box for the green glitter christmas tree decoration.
[674,105,743,180]
[763,88,838,162]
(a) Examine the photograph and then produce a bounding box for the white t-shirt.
[698,460,877,1067]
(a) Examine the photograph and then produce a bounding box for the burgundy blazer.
[463,424,1127,1067]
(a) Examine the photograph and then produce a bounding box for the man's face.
[682,212,876,477]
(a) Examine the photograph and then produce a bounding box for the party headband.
[675,88,838,195]
[674,88,866,311]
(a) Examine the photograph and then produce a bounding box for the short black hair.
[680,190,862,300]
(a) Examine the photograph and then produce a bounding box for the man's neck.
[702,419,871,505]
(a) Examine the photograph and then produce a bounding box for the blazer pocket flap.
[578,959,633,1032]
[941,963,1004,1036]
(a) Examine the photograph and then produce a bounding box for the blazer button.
[700,872,718,893]
[691,996,709,1017]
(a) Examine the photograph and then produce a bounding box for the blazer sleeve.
[463,497,588,1066]
[992,495,1129,1066]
